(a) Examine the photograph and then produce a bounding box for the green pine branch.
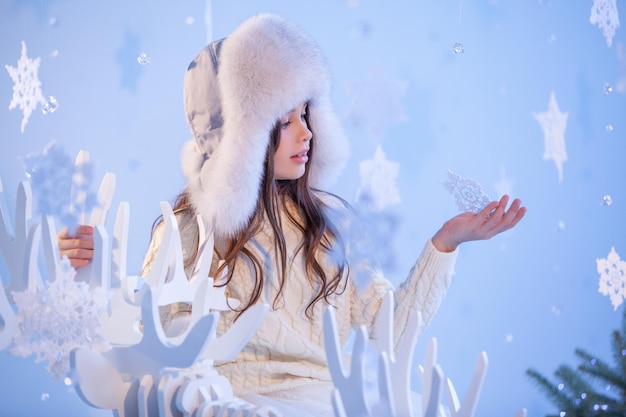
[526,305,626,416]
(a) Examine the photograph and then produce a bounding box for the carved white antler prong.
[324,306,370,417]
[102,286,219,378]
[444,351,488,417]
[0,180,33,301]
[100,201,142,346]
[374,291,422,416]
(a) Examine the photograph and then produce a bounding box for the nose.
[299,119,312,142]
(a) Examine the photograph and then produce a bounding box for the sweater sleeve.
[393,238,458,348]
[349,238,458,349]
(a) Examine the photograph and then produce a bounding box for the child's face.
[274,102,312,180]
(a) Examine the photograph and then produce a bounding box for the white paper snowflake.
[9,257,110,380]
[533,91,568,183]
[21,142,97,232]
[356,145,401,212]
[442,169,491,213]
[590,0,620,47]
[345,66,409,140]
[5,41,46,133]
[597,247,626,310]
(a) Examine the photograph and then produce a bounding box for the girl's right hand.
[57,225,94,268]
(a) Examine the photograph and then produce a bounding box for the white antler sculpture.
[324,291,527,417]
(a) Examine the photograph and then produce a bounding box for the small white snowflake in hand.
[5,41,46,133]
[597,247,626,310]
[345,66,409,140]
[442,169,491,213]
[9,257,110,380]
[533,91,568,183]
[356,145,401,212]
[590,0,620,47]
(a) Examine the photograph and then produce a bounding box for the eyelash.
[281,113,307,129]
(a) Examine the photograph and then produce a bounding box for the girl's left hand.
[432,195,526,252]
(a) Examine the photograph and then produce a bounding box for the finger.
[488,201,526,236]
[505,205,527,230]
[479,201,500,222]
[58,237,94,251]
[73,225,94,236]
[60,248,94,261]
[57,225,93,239]
[69,258,91,268]
[483,195,509,227]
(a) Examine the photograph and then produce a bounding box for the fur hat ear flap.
[180,140,206,186]
[182,13,351,238]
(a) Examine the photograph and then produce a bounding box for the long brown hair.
[160,115,349,319]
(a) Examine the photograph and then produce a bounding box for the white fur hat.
[181,13,350,237]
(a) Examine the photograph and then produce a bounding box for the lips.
[291,149,309,163]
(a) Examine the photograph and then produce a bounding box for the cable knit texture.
[141,196,458,401]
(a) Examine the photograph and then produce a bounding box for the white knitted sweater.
[142,197,458,399]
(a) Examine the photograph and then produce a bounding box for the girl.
[60,13,526,416]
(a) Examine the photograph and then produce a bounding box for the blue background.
[1,1,625,415]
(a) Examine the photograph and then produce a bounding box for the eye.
[280,120,291,129]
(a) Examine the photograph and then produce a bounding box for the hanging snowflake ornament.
[590,0,620,47]
[597,247,626,310]
[356,145,401,212]
[533,91,568,183]
[5,41,46,133]
[9,257,110,380]
[345,66,409,140]
[442,169,491,213]
[20,142,97,232]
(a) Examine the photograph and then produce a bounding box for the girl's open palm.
[432,195,526,253]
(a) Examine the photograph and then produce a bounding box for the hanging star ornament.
[355,145,401,212]
[533,91,568,183]
[5,41,46,133]
[345,66,409,141]
[590,0,620,47]
[597,247,626,310]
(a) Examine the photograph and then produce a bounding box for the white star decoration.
[5,41,46,133]
[356,145,401,211]
[590,0,620,47]
[345,66,409,140]
[533,91,568,183]
[597,247,626,310]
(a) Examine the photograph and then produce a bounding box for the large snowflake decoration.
[5,41,46,133]
[345,66,409,140]
[356,145,401,212]
[9,257,110,380]
[21,142,97,232]
[442,169,491,213]
[590,0,620,47]
[533,91,568,183]
[597,247,626,310]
